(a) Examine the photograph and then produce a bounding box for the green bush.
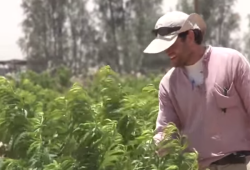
[0,66,199,170]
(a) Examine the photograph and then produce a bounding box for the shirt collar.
[202,45,212,63]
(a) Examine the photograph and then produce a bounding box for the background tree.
[20,0,243,76]
[19,0,68,73]
[243,14,250,59]
[19,0,99,75]
[177,0,241,51]
[93,0,166,74]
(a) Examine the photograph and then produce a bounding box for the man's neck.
[186,45,206,66]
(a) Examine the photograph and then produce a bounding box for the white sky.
[0,0,249,60]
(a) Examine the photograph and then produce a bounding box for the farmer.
[143,11,250,170]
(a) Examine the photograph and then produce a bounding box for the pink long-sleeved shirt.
[154,45,250,168]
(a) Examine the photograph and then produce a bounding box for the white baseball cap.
[143,11,206,54]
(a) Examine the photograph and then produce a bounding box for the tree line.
[18,0,247,76]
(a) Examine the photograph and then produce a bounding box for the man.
[143,11,250,170]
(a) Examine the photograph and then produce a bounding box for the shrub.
[0,66,199,170]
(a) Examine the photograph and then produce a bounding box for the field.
[0,66,199,170]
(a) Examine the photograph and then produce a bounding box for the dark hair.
[178,29,203,45]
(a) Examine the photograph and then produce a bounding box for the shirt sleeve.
[234,52,250,115]
[153,81,181,145]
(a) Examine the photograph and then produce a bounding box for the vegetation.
[0,66,199,170]
[19,0,244,76]
[4,0,245,169]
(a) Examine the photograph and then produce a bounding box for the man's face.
[165,33,192,67]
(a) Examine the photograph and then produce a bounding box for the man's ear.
[187,30,195,43]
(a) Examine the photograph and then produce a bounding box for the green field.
[0,66,198,170]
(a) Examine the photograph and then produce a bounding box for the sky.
[0,0,249,61]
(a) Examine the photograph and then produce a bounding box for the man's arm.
[153,81,181,146]
[234,52,250,115]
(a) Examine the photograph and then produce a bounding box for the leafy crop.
[0,66,199,170]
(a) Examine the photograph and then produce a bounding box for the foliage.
[0,66,199,170]
[177,0,240,50]
[243,14,250,59]
[19,0,169,75]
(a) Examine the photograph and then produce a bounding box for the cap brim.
[143,34,178,54]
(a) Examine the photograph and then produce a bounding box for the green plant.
[0,66,199,170]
